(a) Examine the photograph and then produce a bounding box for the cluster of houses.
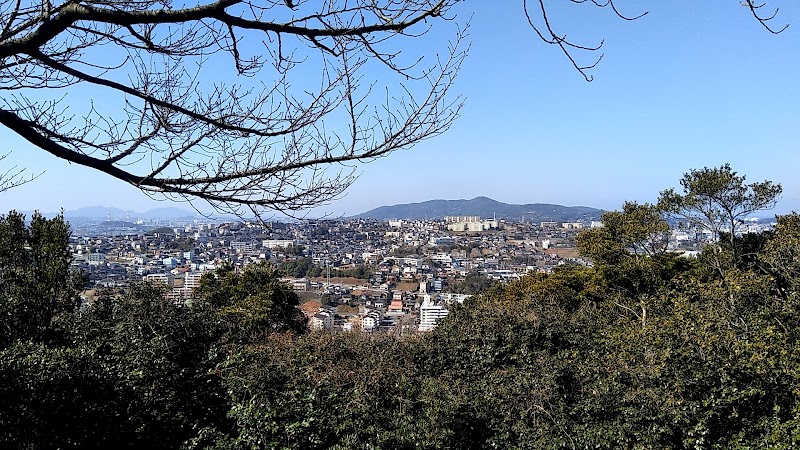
[305,287,470,334]
[69,213,754,332]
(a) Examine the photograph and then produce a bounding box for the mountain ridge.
[349,196,604,222]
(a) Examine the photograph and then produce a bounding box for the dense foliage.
[2,168,800,448]
[447,271,500,295]
[281,257,323,278]
[0,211,82,347]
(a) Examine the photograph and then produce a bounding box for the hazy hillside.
[350,196,603,222]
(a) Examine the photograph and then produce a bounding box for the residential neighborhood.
[70,213,774,333]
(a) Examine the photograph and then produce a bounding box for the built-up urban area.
[71,214,772,334]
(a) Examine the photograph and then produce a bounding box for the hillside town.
[71,214,773,333]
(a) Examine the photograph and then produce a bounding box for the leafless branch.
[524,1,788,81]
[0,0,465,217]
[742,0,789,34]
[0,151,40,191]
[524,0,647,82]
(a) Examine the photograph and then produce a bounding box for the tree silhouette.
[0,0,467,215]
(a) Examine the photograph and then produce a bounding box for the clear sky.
[1,1,798,217]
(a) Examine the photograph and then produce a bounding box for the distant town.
[68,209,775,335]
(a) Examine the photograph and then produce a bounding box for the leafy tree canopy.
[0,211,82,347]
[194,262,308,341]
[659,163,782,271]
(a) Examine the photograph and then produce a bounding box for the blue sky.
[1,1,798,217]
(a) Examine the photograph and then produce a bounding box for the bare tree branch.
[0,0,466,216]
[523,1,787,82]
[0,151,39,192]
[743,0,789,34]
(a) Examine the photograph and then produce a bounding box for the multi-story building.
[418,297,449,332]
[361,308,383,332]
[311,312,335,330]
[262,239,296,249]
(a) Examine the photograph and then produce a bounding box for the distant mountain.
[138,207,201,219]
[58,205,199,220]
[64,206,127,219]
[350,196,603,222]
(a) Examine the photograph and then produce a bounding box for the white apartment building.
[281,277,310,292]
[361,309,383,332]
[446,218,498,232]
[397,257,424,267]
[429,236,456,246]
[438,293,471,304]
[418,297,449,332]
[143,273,171,286]
[87,252,106,266]
[184,271,204,292]
[262,239,296,249]
[430,253,453,265]
[230,241,255,253]
[444,216,481,223]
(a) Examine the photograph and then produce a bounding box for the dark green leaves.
[0,211,80,347]
[193,262,308,341]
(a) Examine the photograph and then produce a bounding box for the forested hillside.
[2,167,800,449]
[349,197,602,222]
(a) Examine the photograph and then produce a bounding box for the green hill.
[350,196,603,222]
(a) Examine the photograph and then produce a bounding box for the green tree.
[585,268,800,448]
[1,261,230,448]
[413,268,599,448]
[63,283,230,449]
[577,202,687,328]
[281,256,313,278]
[5,165,800,449]
[658,164,781,273]
[307,265,324,278]
[448,271,498,295]
[332,264,371,280]
[0,341,122,449]
[760,212,800,299]
[168,237,196,252]
[0,211,82,347]
[222,332,417,449]
[194,263,308,342]
[286,244,306,257]
[577,201,671,265]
